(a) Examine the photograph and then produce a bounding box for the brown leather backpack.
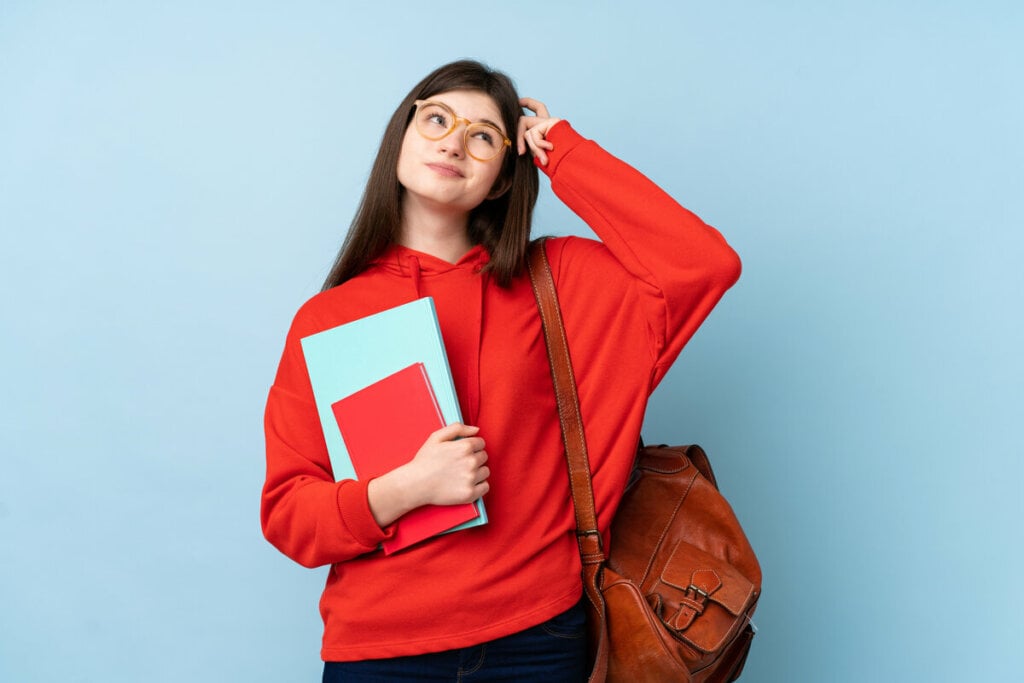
[529,241,762,682]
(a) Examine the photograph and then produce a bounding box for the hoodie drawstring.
[407,255,423,299]
[393,246,489,426]
[469,267,489,426]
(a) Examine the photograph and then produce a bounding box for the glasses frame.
[412,99,511,162]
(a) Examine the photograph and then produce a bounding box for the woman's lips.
[426,162,464,178]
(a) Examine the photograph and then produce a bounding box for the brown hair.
[321,60,540,290]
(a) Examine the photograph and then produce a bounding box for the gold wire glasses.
[412,99,511,162]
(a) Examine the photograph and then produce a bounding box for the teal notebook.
[300,297,487,529]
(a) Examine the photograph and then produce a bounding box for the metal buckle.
[576,529,604,553]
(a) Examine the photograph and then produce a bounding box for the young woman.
[262,60,741,682]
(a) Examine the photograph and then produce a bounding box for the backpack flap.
[652,541,757,654]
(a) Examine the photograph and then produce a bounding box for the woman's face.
[396,89,509,218]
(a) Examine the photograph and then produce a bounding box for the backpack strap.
[527,238,609,682]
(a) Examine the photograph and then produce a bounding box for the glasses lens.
[415,102,454,140]
[466,123,505,160]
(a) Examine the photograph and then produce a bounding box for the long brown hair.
[321,60,540,290]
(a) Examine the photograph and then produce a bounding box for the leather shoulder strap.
[529,239,611,683]
[527,240,605,563]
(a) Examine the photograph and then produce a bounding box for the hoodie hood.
[373,243,491,298]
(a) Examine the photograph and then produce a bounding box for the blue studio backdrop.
[1,2,1021,681]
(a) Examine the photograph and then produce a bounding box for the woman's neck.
[398,201,474,264]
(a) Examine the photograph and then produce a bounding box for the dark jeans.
[322,600,587,682]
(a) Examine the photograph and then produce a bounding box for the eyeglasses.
[412,99,511,162]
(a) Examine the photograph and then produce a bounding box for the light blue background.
[2,2,1021,681]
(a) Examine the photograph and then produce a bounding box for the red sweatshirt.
[262,122,741,661]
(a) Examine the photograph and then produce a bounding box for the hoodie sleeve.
[261,310,395,568]
[537,121,741,389]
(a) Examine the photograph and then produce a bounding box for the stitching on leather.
[529,241,601,547]
[639,476,695,584]
[527,250,584,525]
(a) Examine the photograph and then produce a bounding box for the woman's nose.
[438,127,466,157]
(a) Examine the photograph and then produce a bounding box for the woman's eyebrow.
[437,100,504,132]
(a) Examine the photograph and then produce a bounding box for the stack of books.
[301,298,487,554]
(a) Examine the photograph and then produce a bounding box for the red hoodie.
[262,122,741,661]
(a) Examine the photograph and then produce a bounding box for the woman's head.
[396,90,510,219]
[323,60,540,290]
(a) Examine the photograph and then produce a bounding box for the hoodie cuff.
[535,120,587,177]
[337,479,395,549]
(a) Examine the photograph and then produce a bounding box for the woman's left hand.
[518,97,562,166]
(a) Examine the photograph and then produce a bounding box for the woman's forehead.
[430,90,504,127]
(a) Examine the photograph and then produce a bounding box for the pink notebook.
[331,363,479,554]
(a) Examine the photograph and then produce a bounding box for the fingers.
[526,127,553,166]
[519,97,550,118]
[460,446,489,501]
[428,421,488,474]
[431,422,480,442]
[517,97,560,166]
[408,423,492,505]
[518,120,553,164]
[452,437,489,501]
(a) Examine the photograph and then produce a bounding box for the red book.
[331,363,479,554]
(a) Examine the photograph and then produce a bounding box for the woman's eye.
[473,130,495,145]
[427,112,448,128]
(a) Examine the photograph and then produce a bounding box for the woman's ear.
[487,174,512,200]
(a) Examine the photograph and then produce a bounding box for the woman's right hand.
[518,97,562,167]
[367,423,490,528]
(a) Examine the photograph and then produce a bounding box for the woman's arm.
[261,322,489,567]
[519,100,741,388]
[262,375,387,568]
